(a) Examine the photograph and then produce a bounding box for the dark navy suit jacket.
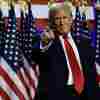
[32,34,96,100]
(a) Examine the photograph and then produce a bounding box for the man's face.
[53,9,72,35]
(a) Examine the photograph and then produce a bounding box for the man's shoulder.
[80,34,91,45]
[79,35,95,56]
[72,33,91,45]
[81,34,91,40]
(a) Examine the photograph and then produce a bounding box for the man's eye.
[55,17,60,20]
[63,16,67,19]
[55,16,68,20]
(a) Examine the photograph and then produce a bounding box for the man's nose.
[59,18,64,25]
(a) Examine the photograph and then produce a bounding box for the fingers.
[40,27,55,46]
[41,27,55,40]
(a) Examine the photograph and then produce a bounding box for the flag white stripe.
[0,96,3,100]
[0,57,29,100]
[96,62,100,75]
[30,67,38,87]
[36,64,40,77]
[29,68,37,99]
[0,77,19,100]
[23,56,38,99]
[20,68,35,99]
[23,56,38,88]
[2,4,48,18]
[30,87,35,99]
[31,5,48,18]
[20,68,30,88]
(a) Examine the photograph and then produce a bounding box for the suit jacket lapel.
[54,38,69,81]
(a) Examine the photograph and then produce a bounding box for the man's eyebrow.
[54,16,70,19]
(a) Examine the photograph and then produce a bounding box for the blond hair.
[49,3,72,28]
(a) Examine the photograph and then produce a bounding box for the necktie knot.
[76,7,80,17]
[63,34,68,40]
[76,7,79,12]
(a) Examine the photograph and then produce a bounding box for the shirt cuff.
[40,40,53,52]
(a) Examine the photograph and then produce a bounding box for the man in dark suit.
[33,3,96,100]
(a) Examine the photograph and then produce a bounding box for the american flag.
[0,8,3,55]
[23,2,35,63]
[25,2,39,49]
[96,9,100,64]
[95,9,100,84]
[81,12,89,37]
[0,9,3,32]
[73,7,83,41]
[0,3,39,100]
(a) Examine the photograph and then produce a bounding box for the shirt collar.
[59,32,72,39]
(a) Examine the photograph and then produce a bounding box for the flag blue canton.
[0,9,3,56]
[82,13,88,35]
[2,5,24,72]
[0,4,39,100]
[7,5,16,33]
[23,3,38,64]
[0,9,3,31]
[73,7,83,41]
[96,10,100,65]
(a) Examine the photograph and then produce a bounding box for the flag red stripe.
[32,0,48,4]
[32,64,39,78]
[19,67,36,100]
[0,65,25,100]
[17,70,32,100]
[25,68,37,100]
[4,17,9,32]
[96,74,100,83]
[16,18,21,32]
[24,68,36,90]
[35,19,48,28]
[0,88,11,100]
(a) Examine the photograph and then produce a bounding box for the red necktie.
[63,36,85,95]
